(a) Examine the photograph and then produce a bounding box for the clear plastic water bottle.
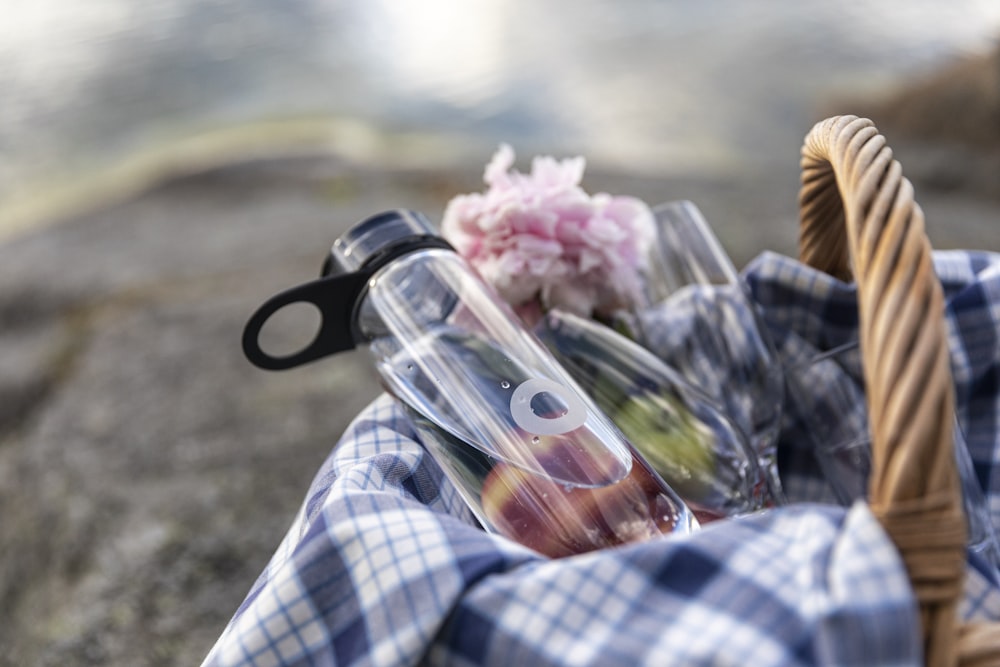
[242,209,697,557]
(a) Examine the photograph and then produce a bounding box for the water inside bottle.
[373,327,696,557]
[376,326,633,488]
[402,405,692,558]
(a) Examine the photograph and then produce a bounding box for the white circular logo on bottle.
[509,378,587,436]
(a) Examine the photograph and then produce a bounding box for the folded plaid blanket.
[203,251,1000,667]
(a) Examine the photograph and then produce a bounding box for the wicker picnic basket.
[798,115,1000,666]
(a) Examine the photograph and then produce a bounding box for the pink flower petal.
[441,144,655,316]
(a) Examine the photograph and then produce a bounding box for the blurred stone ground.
[1,46,997,666]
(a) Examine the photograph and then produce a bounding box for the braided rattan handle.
[799,116,999,666]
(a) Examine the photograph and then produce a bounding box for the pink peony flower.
[442,144,655,324]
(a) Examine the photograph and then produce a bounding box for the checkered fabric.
[204,251,1000,667]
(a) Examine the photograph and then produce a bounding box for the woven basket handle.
[799,116,999,666]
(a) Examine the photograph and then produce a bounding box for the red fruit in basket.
[481,461,586,558]
[481,434,678,558]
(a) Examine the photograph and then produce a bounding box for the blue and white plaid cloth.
[204,251,1000,667]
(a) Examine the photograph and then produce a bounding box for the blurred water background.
[2,0,999,238]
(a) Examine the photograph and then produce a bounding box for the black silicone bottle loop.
[241,212,453,371]
[241,271,370,371]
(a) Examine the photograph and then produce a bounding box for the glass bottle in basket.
[626,200,786,505]
[242,209,697,558]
